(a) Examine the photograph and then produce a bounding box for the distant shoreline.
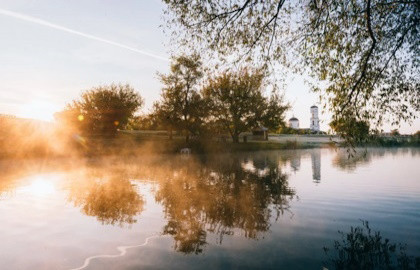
[0,130,418,160]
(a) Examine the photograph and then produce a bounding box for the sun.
[19,100,60,122]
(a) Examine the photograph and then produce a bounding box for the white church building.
[288,116,299,129]
[288,105,320,132]
[310,105,320,131]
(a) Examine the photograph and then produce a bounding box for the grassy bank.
[0,133,323,159]
[86,135,321,156]
[1,130,418,159]
[366,136,420,147]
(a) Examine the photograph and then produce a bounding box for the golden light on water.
[21,176,56,197]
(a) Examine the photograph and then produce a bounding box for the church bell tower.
[310,105,320,132]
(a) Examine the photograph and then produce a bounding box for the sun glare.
[20,176,56,197]
[19,100,59,122]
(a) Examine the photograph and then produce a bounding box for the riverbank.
[1,131,418,159]
[61,133,420,156]
[0,133,328,159]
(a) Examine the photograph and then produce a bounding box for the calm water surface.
[0,148,419,269]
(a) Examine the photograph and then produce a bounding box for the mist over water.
[0,148,419,269]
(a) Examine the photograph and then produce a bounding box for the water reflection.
[332,147,420,172]
[290,152,301,173]
[155,155,295,254]
[324,221,420,270]
[311,149,321,183]
[66,169,145,226]
[0,147,419,262]
[332,150,371,171]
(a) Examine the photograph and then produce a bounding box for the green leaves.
[162,0,419,141]
[154,55,207,142]
[56,84,143,136]
[202,68,289,142]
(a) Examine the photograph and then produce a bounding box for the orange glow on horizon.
[18,100,60,122]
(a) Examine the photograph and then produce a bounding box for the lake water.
[0,148,419,270]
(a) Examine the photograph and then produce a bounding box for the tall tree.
[154,55,207,142]
[56,84,143,136]
[162,0,419,140]
[202,69,289,142]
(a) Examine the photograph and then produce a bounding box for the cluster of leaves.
[203,68,289,142]
[56,84,143,136]
[162,0,419,142]
[152,55,290,143]
[324,220,420,270]
[330,116,371,148]
[153,55,208,141]
[301,0,419,139]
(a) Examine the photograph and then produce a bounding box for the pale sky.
[0,0,418,134]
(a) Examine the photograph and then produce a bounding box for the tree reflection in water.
[154,154,296,254]
[67,169,144,226]
[5,149,418,256]
[331,148,420,172]
[324,221,420,270]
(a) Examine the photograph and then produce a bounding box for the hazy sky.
[0,0,418,133]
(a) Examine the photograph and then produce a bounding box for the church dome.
[289,117,298,121]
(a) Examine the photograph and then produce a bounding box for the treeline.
[57,55,290,143]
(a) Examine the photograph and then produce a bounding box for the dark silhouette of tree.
[391,129,401,136]
[324,220,420,270]
[56,84,143,136]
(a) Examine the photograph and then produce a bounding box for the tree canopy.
[202,68,289,142]
[153,55,208,142]
[56,84,143,136]
[162,0,419,139]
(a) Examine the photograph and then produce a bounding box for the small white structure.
[288,117,299,129]
[310,105,320,132]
